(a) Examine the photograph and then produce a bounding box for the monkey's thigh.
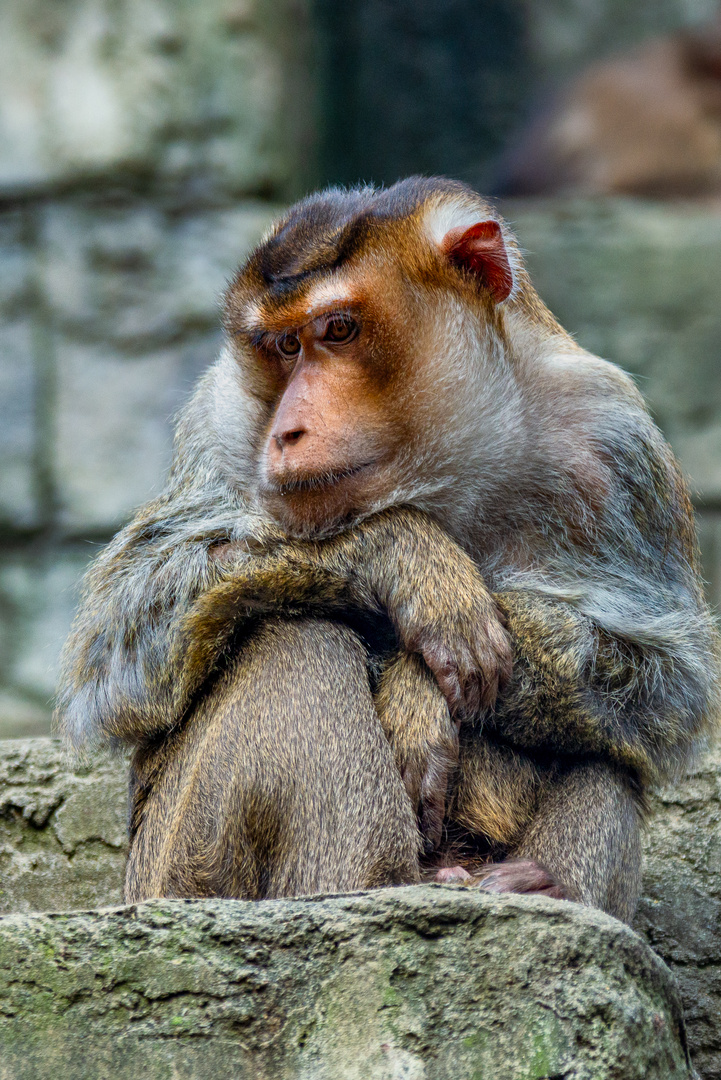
[513,761,642,923]
[125,618,420,902]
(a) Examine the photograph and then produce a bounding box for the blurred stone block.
[0,691,51,741]
[54,338,207,532]
[46,201,278,533]
[0,0,315,198]
[40,200,279,348]
[525,0,718,80]
[0,548,93,737]
[0,209,38,529]
[696,510,721,612]
[0,321,38,529]
[505,198,721,504]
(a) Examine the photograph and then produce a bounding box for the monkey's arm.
[56,502,510,752]
[484,587,720,783]
[186,507,511,719]
[485,427,720,784]
[181,507,511,844]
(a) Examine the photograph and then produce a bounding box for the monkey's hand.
[374,651,459,850]
[334,508,513,721]
[399,580,512,722]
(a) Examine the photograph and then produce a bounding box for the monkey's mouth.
[263,461,376,497]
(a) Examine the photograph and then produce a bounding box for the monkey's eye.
[276,333,301,359]
[323,316,358,344]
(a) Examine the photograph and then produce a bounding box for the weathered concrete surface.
[1,736,719,1075]
[0,739,126,916]
[0,887,693,1080]
[636,739,721,1080]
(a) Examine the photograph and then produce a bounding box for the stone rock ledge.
[1,736,719,1077]
[0,887,693,1080]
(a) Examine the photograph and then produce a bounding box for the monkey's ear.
[441,221,513,304]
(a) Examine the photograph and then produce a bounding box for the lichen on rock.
[0,888,693,1080]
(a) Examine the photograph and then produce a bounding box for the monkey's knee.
[239,620,421,896]
[513,762,642,922]
[127,618,420,901]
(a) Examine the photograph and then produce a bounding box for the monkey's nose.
[273,427,306,451]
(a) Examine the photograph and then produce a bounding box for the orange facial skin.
[223,181,513,537]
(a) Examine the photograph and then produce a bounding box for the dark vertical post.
[313,0,531,188]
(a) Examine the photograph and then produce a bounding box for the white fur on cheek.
[208,346,268,486]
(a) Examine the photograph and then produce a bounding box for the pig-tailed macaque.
[55,177,720,923]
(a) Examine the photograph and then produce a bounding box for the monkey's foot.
[433,865,473,884]
[474,859,570,900]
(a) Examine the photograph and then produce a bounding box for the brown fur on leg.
[451,734,543,848]
[444,741,642,922]
[374,651,458,851]
[510,762,643,922]
[125,618,421,902]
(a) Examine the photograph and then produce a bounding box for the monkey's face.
[239,280,415,536]
[223,179,516,536]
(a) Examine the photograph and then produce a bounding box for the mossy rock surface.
[0,886,692,1080]
[0,739,126,915]
[1,737,719,1077]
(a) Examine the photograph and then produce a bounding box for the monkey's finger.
[420,796,444,853]
[477,663,500,712]
[419,784,446,852]
[489,622,514,685]
[422,649,464,715]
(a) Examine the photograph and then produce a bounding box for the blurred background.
[1,0,721,737]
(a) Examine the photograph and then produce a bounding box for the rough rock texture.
[0,888,694,1080]
[0,739,126,915]
[1,736,719,1076]
[635,742,721,1080]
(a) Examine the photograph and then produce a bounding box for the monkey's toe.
[475,858,570,901]
[433,865,473,883]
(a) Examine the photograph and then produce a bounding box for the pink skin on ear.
[442,220,513,303]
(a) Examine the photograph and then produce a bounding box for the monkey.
[55,176,720,924]
[495,9,721,198]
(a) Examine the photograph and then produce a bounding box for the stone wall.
[0,0,315,737]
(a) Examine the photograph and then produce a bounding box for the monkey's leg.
[374,651,459,851]
[476,762,643,923]
[125,618,421,902]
